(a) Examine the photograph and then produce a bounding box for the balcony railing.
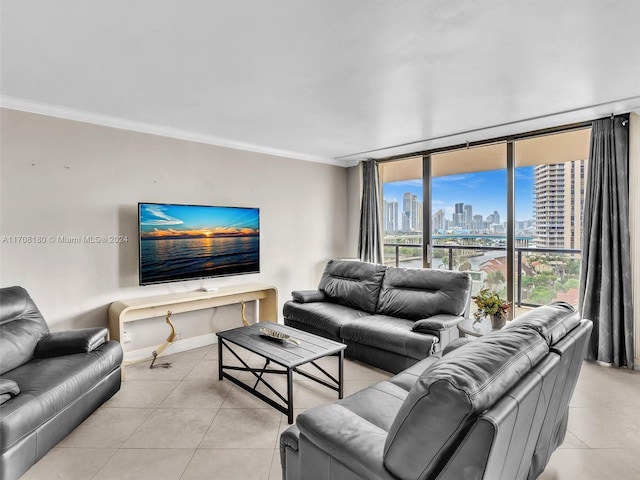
[383,243,581,308]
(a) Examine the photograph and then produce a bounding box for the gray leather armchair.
[0,286,123,480]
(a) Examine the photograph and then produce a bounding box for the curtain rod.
[375,120,594,164]
[336,95,640,162]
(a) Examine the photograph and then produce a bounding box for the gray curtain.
[358,159,384,264]
[579,115,634,368]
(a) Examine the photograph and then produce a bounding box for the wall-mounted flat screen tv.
[138,202,260,285]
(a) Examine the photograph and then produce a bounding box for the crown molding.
[0,96,346,167]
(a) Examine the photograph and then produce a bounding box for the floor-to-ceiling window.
[379,157,423,267]
[430,144,507,306]
[379,125,591,317]
[513,128,590,308]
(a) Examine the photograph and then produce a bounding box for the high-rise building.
[402,192,422,231]
[415,202,423,232]
[383,199,398,232]
[473,214,485,231]
[486,210,500,226]
[402,193,412,231]
[453,202,464,228]
[534,161,586,248]
[433,209,445,231]
[463,204,473,229]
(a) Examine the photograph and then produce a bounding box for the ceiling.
[2,0,640,166]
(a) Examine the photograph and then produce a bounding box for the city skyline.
[383,167,535,222]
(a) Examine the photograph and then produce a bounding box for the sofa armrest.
[34,327,108,358]
[0,378,20,405]
[296,404,396,480]
[291,290,326,303]
[280,425,301,480]
[412,314,464,334]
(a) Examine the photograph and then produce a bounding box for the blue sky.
[139,203,259,238]
[383,166,534,222]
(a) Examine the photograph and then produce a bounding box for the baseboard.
[123,333,218,365]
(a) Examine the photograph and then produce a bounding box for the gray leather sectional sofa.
[0,286,123,480]
[280,302,592,480]
[284,259,472,373]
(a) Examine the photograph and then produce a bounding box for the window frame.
[378,121,592,318]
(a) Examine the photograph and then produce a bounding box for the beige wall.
[0,109,351,340]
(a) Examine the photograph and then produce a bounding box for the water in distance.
[140,235,259,284]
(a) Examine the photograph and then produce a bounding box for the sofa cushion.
[318,260,387,314]
[383,326,548,480]
[376,267,472,320]
[442,337,473,355]
[283,300,370,340]
[388,355,440,392]
[337,381,410,432]
[0,286,49,375]
[0,342,123,451]
[506,301,581,346]
[340,316,438,361]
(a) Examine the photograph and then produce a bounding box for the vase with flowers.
[472,288,510,330]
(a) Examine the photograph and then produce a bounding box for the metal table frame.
[217,326,345,424]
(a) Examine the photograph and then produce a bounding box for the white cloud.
[141,205,184,226]
[433,174,470,183]
[386,180,422,190]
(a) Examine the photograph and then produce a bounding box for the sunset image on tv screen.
[138,203,260,285]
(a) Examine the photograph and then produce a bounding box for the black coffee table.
[216,322,346,424]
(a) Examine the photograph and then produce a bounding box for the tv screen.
[138,202,260,285]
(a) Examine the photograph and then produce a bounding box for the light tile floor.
[20,346,640,480]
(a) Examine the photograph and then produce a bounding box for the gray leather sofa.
[280,302,592,480]
[0,286,123,480]
[283,260,472,373]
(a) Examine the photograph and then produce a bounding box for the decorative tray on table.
[259,327,300,345]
